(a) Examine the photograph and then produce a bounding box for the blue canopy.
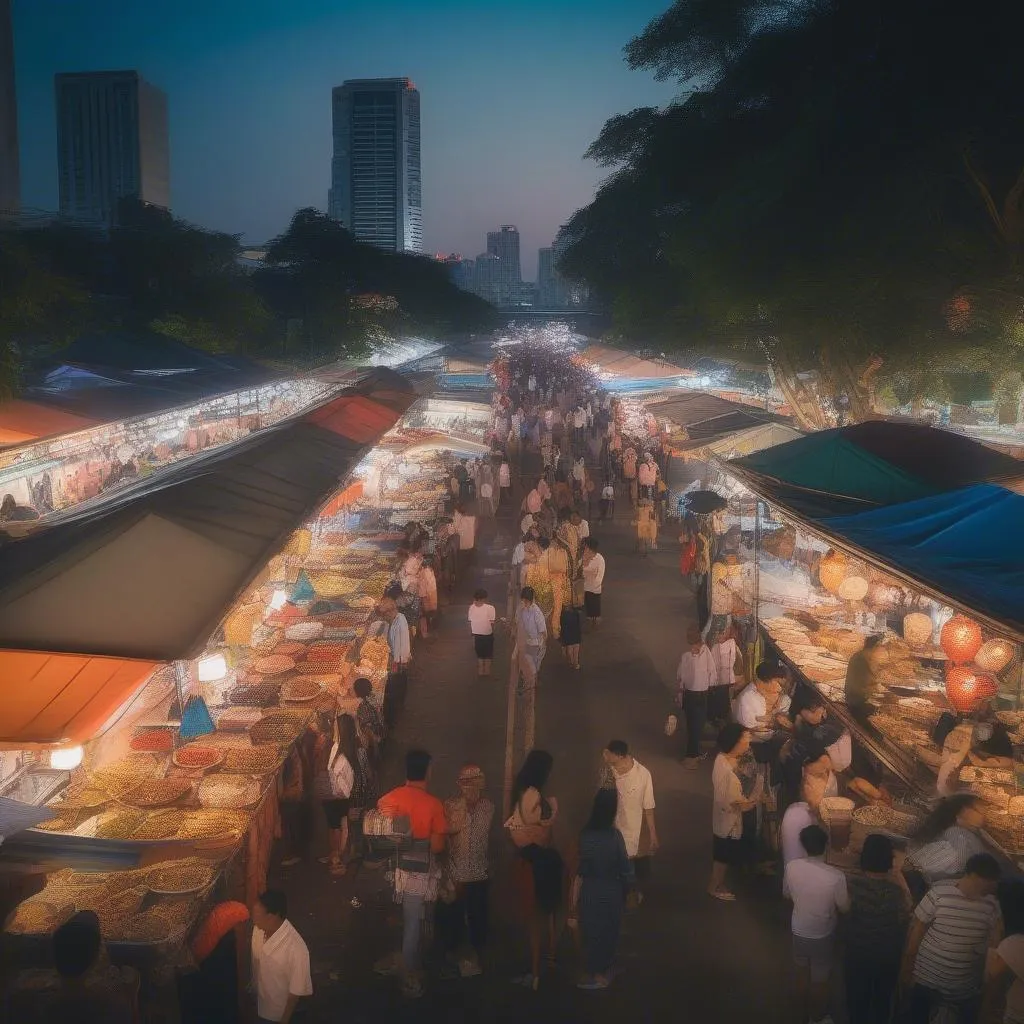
[822,484,1024,638]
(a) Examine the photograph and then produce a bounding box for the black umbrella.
[684,490,729,514]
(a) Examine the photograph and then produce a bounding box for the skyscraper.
[486,225,521,305]
[55,70,169,224]
[329,78,422,253]
[0,0,19,212]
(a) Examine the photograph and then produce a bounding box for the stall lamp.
[50,745,84,771]
[196,654,228,682]
[268,590,289,612]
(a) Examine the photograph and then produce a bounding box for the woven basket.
[985,811,1024,853]
[224,604,262,647]
[850,804,920,852]
[309,571,362,598]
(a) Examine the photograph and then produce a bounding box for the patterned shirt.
[846,875,908,963]
[444,795,494,883]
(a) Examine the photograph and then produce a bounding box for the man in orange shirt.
[375,750,447,998]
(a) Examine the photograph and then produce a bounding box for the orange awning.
[307,394,405,444]
[0,651,157,746]
[0,400,98,447]
[318,481,364,518]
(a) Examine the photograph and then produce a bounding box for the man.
[581,536,606,628]
[453,504,477,575]
[843,634,886,722]
[571,509,589,541]
[376,750,448,998]
[901,852,1002,1023]
[251,889,313,1024]
[514,586,547,690]
[783,825,850,1024]
[602,740,658,902]
[675,625,717,768]
[379,598,411,730]
[439,764,495,977]
[780,771,821,868]
[468,588,497,677]
[734,662,792,732]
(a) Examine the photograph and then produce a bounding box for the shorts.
[792,933,835,984]
[322,798,350,829]
[474,633,495,659]
[631,855,652,881]
[584,591,602,618]
[712,835,746,865]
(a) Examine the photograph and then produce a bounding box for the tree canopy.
[560,0,1024,418]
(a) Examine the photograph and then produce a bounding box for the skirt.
[584,591,602,617]
[474,633,495,659]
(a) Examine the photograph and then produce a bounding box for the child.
[467,588,496,677]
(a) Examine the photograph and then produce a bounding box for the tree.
[561,0,1024,417]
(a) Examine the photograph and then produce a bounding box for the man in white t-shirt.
[581,536,606,627]
[251,889,313,1023]
[467,588,496,677]
[602,740,658,902]
[783,825,849,1024]
[571,510,589,540]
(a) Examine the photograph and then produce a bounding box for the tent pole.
[751,499,763,678]
[172,661,190,746]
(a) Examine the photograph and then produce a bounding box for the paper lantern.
[819,550,848,595]
[867,581,900,610]
[946,666,983,713]
[838,575,869,602]
[941,615,983,664]
[976,638,1015,674]
[903,613,933,649]
[975,675,999,702]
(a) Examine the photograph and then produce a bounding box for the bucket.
[819,796,855,851]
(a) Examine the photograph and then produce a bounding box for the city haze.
[11,0,677,278]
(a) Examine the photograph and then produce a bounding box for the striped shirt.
[913,880,1000,997]
[911,826,987,884]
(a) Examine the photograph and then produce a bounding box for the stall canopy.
[728,422,1024,518]
[0,653,158,746]
[0,369,417,662]
[0,401,98,447]
[581,345,695,380]
[648,392,772,428]
[697,422,803,460]
[820,484,1024,640]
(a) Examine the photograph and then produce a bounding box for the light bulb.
[50,745,84,770]
[197,654,228,682]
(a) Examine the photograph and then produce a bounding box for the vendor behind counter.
[843,634,887,721]
[932,701,1015,772]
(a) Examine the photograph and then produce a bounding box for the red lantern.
[940,615,983,664]
[946,666,983,713]
[975,675,998,702]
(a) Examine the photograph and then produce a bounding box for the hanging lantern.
[903,613,933,649]
[838,575,869,602]
[867,580,900,610]
[976,638,1015,674]
[946,665,983,713]
[819,550,848,595]
[975,675,999,702]
[941,615,983,664]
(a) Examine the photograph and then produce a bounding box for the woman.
[709,723,759,901]
[524,537,555,622]
[908,793,988,888]
[844,834,912,1024]
[417,556,438,639]
[314,712,359,875]
[505,750,562,990]
[575,789,633,991]
[559,602,582,670]
[983,879,1024,1023]
[634,500,658,555]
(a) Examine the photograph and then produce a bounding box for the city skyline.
[8,0,676,278]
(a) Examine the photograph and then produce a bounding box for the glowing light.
[268,590,289,611]
[197,654,228,682]
[50,745,84,770]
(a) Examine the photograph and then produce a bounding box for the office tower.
[329,77,422,253]
[55,70,169,224]
[486,225,521,305]
[472,252,503,305]
[0,0,19,212]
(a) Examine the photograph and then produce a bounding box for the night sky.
[12,0,677,278]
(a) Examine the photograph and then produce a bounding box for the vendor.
[843,634,887,721]
[932,700,1015,772]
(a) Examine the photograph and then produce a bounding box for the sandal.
[709,889,736,902]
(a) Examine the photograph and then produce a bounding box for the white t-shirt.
[582,553,606,594]
[602,484,615,500]
[712,753,743,839]
[734,685,792,729]
[468,602,496,636]
[998,934,1024,1023]
[780,801,816,866]
[611,759,655,858]
[576,518,590,539]
[711,638,739,687]
[252,919,313,1021]
[783,856,850,939]
[676,647,717,693]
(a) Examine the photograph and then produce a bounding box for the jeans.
[845,956,898,1024]
[402,892,426,973]
[436,879,490,955]
[683,690,708,759]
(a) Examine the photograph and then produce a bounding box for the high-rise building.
[0,0,19,212]
[472,252,502,305]
[485,225,521,305]
[437,253,475,292]
[329,78,422,253]
[55,70,169,224]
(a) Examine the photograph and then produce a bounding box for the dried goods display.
[172,745,225,771]
[251,654,296,676]
[91,753,164,798]
[121,777,193,809]
[129,729,175,752]
[147,859,214,895]
[6,900,74,935]
[223,745,281,774]
[285,621,325,641]
[117,913,172,944]
[281,677,322,702]
[249,711,307,746]
[89,809,147,840]
[227,684,280,707]
[216,706,264,730]
[132,809,186,840]
[197,774,261,809]
[175,808,250,840]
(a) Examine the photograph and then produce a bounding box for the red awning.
[307,394,405,444]
[0,400,98,447]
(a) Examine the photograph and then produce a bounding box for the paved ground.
[271,458,797,1024]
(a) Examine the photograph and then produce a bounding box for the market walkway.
[271,473,796,1024]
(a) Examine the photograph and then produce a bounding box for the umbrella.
[684,490,729,514]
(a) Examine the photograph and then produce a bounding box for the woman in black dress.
[560,602,582,670]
